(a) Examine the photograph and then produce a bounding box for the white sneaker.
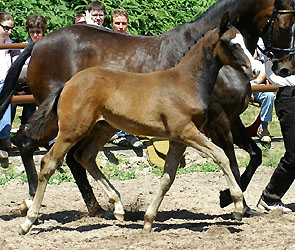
[257,196,292,212]
[126,135,143,148]
[257,129,271,144]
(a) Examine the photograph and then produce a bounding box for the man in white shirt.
[257,57,295,212]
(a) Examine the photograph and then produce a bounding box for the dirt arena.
[1,146,295,250]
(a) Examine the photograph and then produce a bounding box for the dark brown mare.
[19,16,254,234]
[1,0,295,218]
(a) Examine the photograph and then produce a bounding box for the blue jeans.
[253,91,275,122]
[0,81,11,139]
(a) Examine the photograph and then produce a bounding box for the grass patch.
[0,166,27,185]
[100,162,138,181]
[48,172,74,185]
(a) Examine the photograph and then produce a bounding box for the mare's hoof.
[114,212,124,222]
[219,189,233,208]
[244,207,265,218]
[20,203,28,217]
[232,212,243,221]
[19,198,33,217]
[99,211,115,220]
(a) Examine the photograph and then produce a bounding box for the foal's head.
[215,13,254,78]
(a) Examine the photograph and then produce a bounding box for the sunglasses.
[0,23,13,32]
[29,30,42,35]
[29,30,43,35]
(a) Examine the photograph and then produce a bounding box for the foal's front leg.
[219,117,262,208]
[143,140,186,232]
[181,124,244,220]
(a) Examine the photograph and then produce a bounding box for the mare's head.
[262,0,295,76]
[215,13,254,79]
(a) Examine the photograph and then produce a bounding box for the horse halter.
[259,2,295,63]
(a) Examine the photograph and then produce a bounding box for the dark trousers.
[262,86,295,203]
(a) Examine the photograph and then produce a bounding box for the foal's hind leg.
[19,136,73,235]
[74,122,124,221]
[143,140,186,232]
[15,130,57,216]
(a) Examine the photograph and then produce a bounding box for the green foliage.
[0,0,217,41]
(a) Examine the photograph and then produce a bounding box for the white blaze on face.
[231,33,258,74]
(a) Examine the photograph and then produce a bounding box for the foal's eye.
[231,42,241,49]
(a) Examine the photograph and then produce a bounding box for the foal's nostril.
[253,69,260,77]
[279,68,291,77]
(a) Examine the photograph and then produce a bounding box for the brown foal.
[20,15,254,234]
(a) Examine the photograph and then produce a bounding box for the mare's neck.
[160,0,272,59]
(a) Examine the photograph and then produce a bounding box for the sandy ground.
[1,145,295,250]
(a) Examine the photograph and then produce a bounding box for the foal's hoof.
[18,224,29,235]
[142,222,152,233]
[232,212,243,221]
[219,189,233,208]
[114,212,124,222]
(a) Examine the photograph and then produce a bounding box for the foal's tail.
[25,86,63,141]
[0,42,35,119]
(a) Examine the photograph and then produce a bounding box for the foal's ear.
[273,0,279,9]
[219,12,230,36]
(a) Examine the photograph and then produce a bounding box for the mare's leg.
[73,122,124,221]
[219,117,262,207]
[19,135,74,235]
[143,140,186,232]
[15,132,39,199]
[66,142,104,217]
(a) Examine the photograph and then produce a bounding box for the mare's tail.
[0,42,35,119]
[25,86,63,141]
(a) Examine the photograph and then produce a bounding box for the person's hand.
[85,10,95,25]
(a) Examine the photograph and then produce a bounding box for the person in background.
[111,8,128,33]
[109,8,143,148]
[0,12,20,167]
[12,14,48,134]
[250,38,275,145]
[73,13,87,24]
[256,46,295,212]
[85,1,106,26]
